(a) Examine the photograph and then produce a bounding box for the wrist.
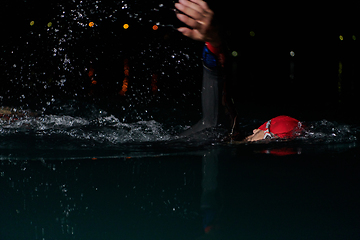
[205,42,222,56]
[204,42,226,68]
[208,39,221,48]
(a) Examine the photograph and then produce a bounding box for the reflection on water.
[1,144,359,239]
[0,155,203,240]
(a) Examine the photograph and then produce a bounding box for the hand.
[175,0,221,47]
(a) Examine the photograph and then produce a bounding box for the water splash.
[302,119,358,143]
[125,1,180,30]
[1,0,202,117]
[0,113,172,144]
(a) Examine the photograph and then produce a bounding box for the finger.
[180,0,203,14]
[174,2,182,11]
[189,0,212,14]
[177,27,191,36]
[176,13,201,29]
[177,27,203,41]
[176,0,205,21]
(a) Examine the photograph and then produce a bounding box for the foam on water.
[0,113,172,144]
[302,119,358,143]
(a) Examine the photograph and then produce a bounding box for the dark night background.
[0,1,359,123]
[0,2,359,240]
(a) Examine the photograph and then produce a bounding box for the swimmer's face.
[244,129,267,142]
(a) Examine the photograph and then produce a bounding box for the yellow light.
[30,21,35,26]
[152,25,159,30]
[338,61,343,74]
[339,35,344,41]
[89,22,95,27]
[47,22,52,28]
[123,24,129,29]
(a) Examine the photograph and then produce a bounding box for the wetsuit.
[181,42,237,137]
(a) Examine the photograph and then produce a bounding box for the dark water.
[1,104,359,239]
[1,146,360,240]
[1,0,360,239]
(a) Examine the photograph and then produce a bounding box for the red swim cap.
[258,115,302,139]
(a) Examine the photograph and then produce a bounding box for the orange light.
[88,67,94,78]
[91,80,97,85]
[151,73,158,94]
[120,59,129,96]
[152,25,159,31]
[123,24,129,29]
[119,77,129,96]
[89,22,95,27]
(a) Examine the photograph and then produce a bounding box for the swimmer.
[175,0,303,142]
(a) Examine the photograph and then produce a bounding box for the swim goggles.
[263,120,275,139]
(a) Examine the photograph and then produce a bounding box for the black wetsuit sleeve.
[180,45,222,136]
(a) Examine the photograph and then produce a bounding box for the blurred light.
[88,64,96,86]
[119,77,129,96]
[338,61,343,74]
[152,25,159,30]
[339,35,344,41]
[338,61,343,101]
[89,22,95,27]
[123,24,129,29]
[231,51,238,57]
[151,74,158,94]
[88,67,94,78]
[352,35,356,41]
[204,226,212,234]
[30,21,35,26]
[290,51,295,57]
[120,59,129,96]
[250,31,255,37]
[47,22,52,28]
